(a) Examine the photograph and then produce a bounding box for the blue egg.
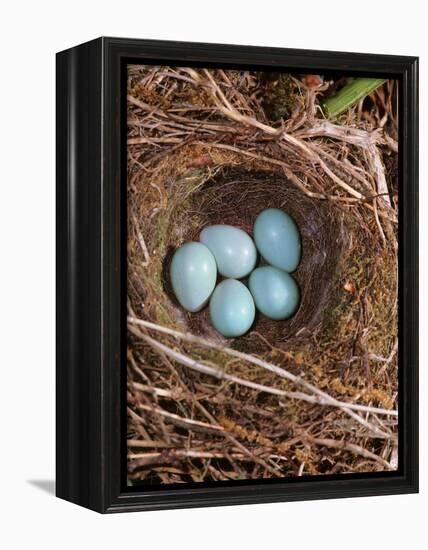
[209,279,255,337]
[170,242,217,312]
[249,266,300,320]
[200,225,257,279]
[254,208,301,272]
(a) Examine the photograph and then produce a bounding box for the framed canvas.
[56,37,418,513]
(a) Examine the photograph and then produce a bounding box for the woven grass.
[126,66,399,484]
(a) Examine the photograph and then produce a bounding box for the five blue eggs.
[168,208,302,337]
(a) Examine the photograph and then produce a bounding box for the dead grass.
[126,65,399,485]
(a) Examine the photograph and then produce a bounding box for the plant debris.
[126,65,398,485]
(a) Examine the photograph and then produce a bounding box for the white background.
[0,1,425,548]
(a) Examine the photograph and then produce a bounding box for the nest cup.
[160,168,345,352]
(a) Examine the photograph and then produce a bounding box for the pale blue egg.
[200,225,257,279]
[209,279,255,337]
[254,208,301,272]
[170,242,217,312]
[249,266,300,320]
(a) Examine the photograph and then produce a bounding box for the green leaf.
[322,78,387,119]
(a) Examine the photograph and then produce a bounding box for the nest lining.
[161,168,346,350]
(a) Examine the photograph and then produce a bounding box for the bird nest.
[127,66,399,484]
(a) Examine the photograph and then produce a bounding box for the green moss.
[262,74,297,122]
[321,235,397,369]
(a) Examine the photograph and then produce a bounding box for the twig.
[136,328,398,425]
[128,450,250,460]
[131,212,150,266]
[306,434,393,470]
[127,439,175,449]
[131,403,225,434]
[295,120,393,209]
[128,320,396,443]
[129,318,397,418]
[193,141,396,223]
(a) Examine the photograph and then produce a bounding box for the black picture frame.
[56,37,419,513]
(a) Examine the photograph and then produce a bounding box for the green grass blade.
[322,78,387,119]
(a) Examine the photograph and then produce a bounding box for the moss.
[262,73,298,122]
